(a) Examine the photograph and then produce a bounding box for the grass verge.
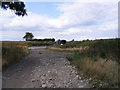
[67,53,118,88]
[2,41,29,68]
[49,38,119,88]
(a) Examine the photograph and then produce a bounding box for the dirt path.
[3,47,89,88]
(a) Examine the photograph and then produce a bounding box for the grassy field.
[48,38,119,88]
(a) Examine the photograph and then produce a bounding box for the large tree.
[23,32,34,41]
[0,0,27,16]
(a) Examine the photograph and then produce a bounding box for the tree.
[0,0,27,16]
[23,32,34,41]
[60,40,66,45]
[71,39,74,42]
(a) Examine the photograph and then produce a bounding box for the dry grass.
[2,41,29,68]
[73,57,118,86]
[66,52,119,88]
[49,38,119,88]
[1,41,52,47]
[48,46,89,52]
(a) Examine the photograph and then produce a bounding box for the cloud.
[0,2,118,40]
[58,28,92,35]
[98,20,118,31]
[56,2,117,27]
[2,12,52,30]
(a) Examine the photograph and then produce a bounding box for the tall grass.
[2,41,29,68]
[67,54,118,88]
[49,38,119,88]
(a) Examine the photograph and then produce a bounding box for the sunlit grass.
[48,46,89,52]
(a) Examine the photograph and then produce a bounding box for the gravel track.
[3,47,89,88]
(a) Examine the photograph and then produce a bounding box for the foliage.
[23,32,34,41]
[29,38,55,42]
[0,0,27,16]
[60,40,66,45]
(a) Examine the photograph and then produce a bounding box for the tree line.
[23,32,55,42]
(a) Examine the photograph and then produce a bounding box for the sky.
[0,0,118,41]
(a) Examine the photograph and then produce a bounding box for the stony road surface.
[3,47,89,88]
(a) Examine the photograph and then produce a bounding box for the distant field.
[1,41,54,47]
[48,38,120,88]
